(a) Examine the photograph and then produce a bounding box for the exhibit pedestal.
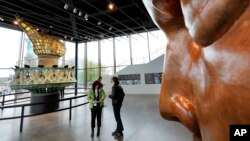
[30,92,60,114]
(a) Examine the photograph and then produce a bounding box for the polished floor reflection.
[0,95,192,141]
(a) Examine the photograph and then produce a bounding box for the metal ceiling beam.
[117,8,148,40]
[1,0,106,40]
[79,0,145,39]
[67,0,78,39]
[0,9,79,40]
[39,0,124,40]
[90,4,135,17]
[130,0,158,38]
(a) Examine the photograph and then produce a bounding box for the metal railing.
[0,92,89,132]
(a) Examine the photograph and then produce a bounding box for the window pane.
[63,41,75,67]
[100,39,113,67]
[23,33,38,67]
[87,41,98,67]
[87,41,99,82]
[0,27,22,68]
[78,43,85,86]
[115,36,130,66]
[131,33,149,64]
[77,69,85,88]
[87,68,99,85]
[101,67,114,78]
[78,43,85,69]
[148,30,167,60]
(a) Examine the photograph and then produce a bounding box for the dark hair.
[92,81,101,91]
[112,76,119,85]
[98,76,102,80]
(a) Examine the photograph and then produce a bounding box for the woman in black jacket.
[109,76,125,137]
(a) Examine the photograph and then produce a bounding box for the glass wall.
[0,27,22,90]
[131,33,149,64]
[115,36,130,66]
[23,33,38,67]
[148,30,167,60]
[100,39,114,77]
[0,27,167,89]
[87,41,99,84]
[77,43,85,88]
[64,41,75,67]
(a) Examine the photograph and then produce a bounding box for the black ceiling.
[0,0,158,42]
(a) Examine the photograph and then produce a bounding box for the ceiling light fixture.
[109,27,112,30]
[0,17,4,21]
[71,37,74,40]
[36,28,39,31]
[97,21,101,25]
[108,2,115,10]
[84,14,88,20]
[14,20,18,25]
[73,8,77,13]
[64,35,67,39]
[64,3,69,10]
[78,11,82,16]
[49,25,53,28]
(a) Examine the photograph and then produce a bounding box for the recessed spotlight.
[108,3,115,10]
[14,20,18,25]
[64,35,67,39]
[109,27,112,30]
[73,8,77,13]
[71,37,74,40]
[97,21,101,25]
[64,3,69,10]
[49,26,53,28]
[0,17,4,21]
[78,11,82,16]
[36,28,39,31]
[84,14,88,20]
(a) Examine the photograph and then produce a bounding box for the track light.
[109,27,112,30]
[73,8,77,13]
[0,17,4,21]
[100,34,104,38]
[108,2,115,10]
[84,14,88,20]
[78,11,82,16]
[64,3,69,10]
[97,21,101,25]
[14,20,18,25]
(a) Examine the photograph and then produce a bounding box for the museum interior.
[0,0,250,141]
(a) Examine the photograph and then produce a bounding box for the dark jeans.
[91,106,103,128]
[113,105,124,132]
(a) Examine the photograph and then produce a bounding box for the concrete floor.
[0,95,192,141]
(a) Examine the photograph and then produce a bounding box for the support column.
[147,32,151,62]
[84,42,88,89]
[75,40,78,96]
[113,37,116,74]
[18,32,25,67]
[129,35,133,65]
[98,40,101,77]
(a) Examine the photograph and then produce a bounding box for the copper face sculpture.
[142,0,250,141]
